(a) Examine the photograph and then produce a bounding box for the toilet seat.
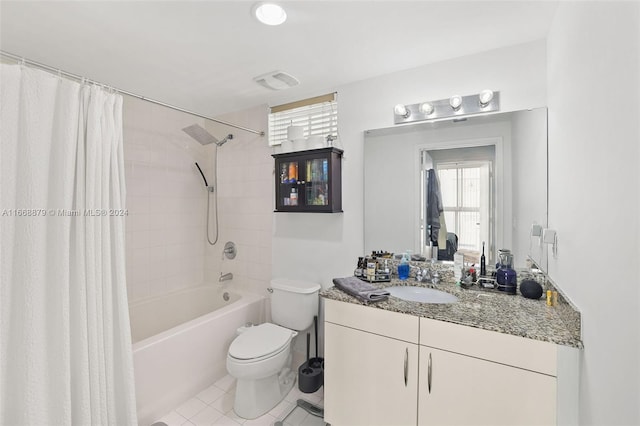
[228,323,295,362]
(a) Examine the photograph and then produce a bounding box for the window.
[421,145,494,263]
[437,162,491,254]
[268,93,338,146]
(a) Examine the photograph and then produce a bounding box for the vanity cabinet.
[417,347,555,425]
[324,299,579,426]
[324,299,419,426]
[324,323,418,426]
[272,147,343,213]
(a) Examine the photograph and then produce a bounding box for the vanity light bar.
[393,91,500,125]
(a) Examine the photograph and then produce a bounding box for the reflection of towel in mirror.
[332,277,390,304]
[427,169,447,246]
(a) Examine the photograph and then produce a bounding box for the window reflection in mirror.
[421,146,495,264]
[364,108,548,271]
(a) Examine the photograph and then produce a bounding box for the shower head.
[182,124,233,147]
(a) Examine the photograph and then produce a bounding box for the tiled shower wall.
[203,106,273,297]
[123,96,209,303]
[123,97,273,304]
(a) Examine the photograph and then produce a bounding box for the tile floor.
[154,375,325,426]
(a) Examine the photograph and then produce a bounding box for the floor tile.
[300,413,325,426]
[283,407,309,426]
[224,409,247,425]
[197,385,226,405]
[154,377,325,426]
[190,406,225,426]
[301,388,323,405]
[268,399,296,419]
[214,374,237,393]
[211,391,235,415]
[212,415,242,426]
[244,414,276,426]
[284,387,305,403]
[157,410,188,426]
[175,397,208,419]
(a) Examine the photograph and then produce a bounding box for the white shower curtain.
[0,64,137,425]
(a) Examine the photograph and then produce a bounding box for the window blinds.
[268,93,338,146]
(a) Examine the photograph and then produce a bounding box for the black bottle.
[480,242,486,276]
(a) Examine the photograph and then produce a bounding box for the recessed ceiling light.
[253,2,287,26]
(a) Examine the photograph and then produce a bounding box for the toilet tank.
[270,279,321,331]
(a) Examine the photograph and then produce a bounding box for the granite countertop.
[321,264,583,349]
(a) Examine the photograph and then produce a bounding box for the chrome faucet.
[416,268,431,283]
[219,272,233,282]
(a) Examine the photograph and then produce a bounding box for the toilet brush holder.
[309,315,324,370]
[298,333,323,393]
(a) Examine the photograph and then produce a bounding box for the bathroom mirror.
[364,108,548,271]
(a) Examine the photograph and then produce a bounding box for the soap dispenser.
[398,251,410,280]
[496,249,517,294]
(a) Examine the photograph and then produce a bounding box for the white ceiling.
[0,1,558,117]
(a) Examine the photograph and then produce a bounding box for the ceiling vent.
[253,70,299,90]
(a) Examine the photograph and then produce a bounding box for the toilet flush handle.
[267,287,274,293]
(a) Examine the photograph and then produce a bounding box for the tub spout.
[219,272,233,282]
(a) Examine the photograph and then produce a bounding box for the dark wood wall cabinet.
[273,147,343,213]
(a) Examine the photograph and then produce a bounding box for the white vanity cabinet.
[417,346,555,425]
[324,299,420,426]
[324,299,579,426]
[417,318,559,426]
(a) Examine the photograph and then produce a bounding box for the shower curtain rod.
[0,50,265,137]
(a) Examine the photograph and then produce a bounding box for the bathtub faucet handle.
[223,241,237,260]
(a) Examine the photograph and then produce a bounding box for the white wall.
[272,40,548,288]
[511,108,548,270]
[547,2,640,424]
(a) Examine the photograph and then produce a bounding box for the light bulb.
[419,102,434,115]
[449,95,462,110]
[479,89,494,106]
[394,104,410,118]
[253,2,287,26]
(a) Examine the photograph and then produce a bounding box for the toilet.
[226,278,320,419]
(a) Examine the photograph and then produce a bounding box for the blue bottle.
[398,252,410,280]
[496,250,517,294]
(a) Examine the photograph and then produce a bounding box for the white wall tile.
[124,95,210,303]
[125,100,273,305]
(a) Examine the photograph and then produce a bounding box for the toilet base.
[233,368,297,419]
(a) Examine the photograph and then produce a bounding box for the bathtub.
[130,285,265,425]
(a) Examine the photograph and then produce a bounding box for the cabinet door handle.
[404,347,408,387]
[427,352,432,394]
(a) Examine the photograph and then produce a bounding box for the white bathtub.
[130,285,265,425]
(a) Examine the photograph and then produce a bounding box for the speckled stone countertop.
[321,262,583,349]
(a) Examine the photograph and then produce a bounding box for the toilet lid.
[229,323,293,360]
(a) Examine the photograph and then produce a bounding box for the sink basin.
[385,286,458,304]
